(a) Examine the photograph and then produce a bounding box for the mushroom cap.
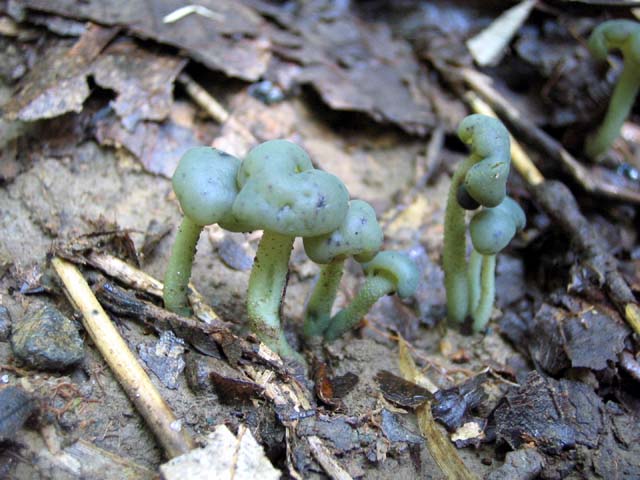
[303,199,383,264]
[588,20,640,64]
[362,251,420,298]
[457,114,511,208]
[172,147,241,226]
[237,139,314,188]
[229,140,349,237]
[469,197,525,255]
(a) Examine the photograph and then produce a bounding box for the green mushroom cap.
[232,168,349,237]
[304,199,383,264]
[237,139,314,188]
[362,251,420,298]
[469,197,525,255]
[457,114,511,208]
[588,20,640,64]
[172,147,241,227]
[225,139,349,236]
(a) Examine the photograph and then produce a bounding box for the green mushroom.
[164,147,240,316]
[323,251,420,342]
[443,114,511,324]
[226,140,349,359]
[302,199,383,340]
[467,196,525,332]
[585,20,640,160]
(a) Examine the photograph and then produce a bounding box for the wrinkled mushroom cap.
[362,251,420,298]
[588,20,640,64]
[230,140,349,236]
[458,114,511,208]
[172,147,241,226]
[469,196,525,255]
[303,199,383,264]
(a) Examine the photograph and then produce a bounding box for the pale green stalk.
[324,275,394,341]
[246,230,300,360]
[443,155,477,323]
[586,63,640,159]
[303,258,345,339]
[163,216,202,316]
[471,254,496,332]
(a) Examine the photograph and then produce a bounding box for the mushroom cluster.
[164,140,419,360]
[443,114,526,331]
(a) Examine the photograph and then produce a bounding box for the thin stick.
[51,257,196,458]
[87,252,223,326]
[177,72,229,123]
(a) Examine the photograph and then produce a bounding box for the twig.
[308,436,353,480]
[51,257,196,458]
[177,72,229,124]
[86,252,223,325]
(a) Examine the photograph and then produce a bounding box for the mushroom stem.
[246,230,299,359]
[443,155,477,323]
[467,248,482,313]
[585,62,640,159]
[471,253,496,332]
[323,275,395,342]
[303,258,345,339]
[163,216,202,316]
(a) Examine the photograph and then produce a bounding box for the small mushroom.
[164,147,240,316]
[467,196,525,332]
[302,199,383,340]
[443,114,511,324]
[584,20,640,160]
[323,251,420,342]
[227,140,349,359]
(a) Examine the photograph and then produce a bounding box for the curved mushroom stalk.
[302,199,383,340]
[443,114,511,324]
[229,140,349,359]
[164,147,240,316]
[584,20,640,160]
[468,197,525,332]
[323,251,419,342]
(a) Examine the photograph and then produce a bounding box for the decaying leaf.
[3,23,118,121]
[17,0,270,81]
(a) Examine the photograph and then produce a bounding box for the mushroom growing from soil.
[467,196,525,332]
[443,114,511,324]
[164,147,240,316]
[585,20,640,160]
[302,199,383,340]
[225,140,349,359]
[323,251,420,342]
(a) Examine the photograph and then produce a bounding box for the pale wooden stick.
[51,257,196,458]
[177,72,229,123]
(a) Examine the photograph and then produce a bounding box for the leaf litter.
[0,1,639,479]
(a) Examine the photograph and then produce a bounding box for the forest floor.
[0,1,639,479]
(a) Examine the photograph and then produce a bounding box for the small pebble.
[11,304,84,371]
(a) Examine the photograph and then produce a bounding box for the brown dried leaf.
[20,0,270,81]
[91,39,187,130]
[4,24,118,121]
